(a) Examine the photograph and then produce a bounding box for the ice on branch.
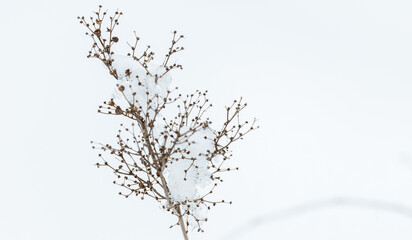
[166,127,215,203]
[110,54,218,223]
[111,55,172,104]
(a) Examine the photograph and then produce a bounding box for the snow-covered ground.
[1,0,412,239]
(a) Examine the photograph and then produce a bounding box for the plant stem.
[176,205,189,240]
[132,109,189,240]
[159,173,189,240]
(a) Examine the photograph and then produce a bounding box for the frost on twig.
[79,6,257,236]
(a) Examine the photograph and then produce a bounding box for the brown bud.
[112,37,119,42]
[118,85,125,92]
[93,29,101,36]
[115,106,122,114]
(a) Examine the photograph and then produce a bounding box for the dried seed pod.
[115,106,122,114]
[94,29,101,36]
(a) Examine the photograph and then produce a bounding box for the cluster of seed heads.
[80,6,257,237]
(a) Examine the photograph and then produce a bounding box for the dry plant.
[78,6,257,240]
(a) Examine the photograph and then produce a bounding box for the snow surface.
[4,1,412,240]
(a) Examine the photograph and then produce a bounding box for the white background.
[1,0,412,239]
